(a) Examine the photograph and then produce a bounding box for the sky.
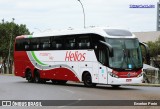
[0,0,159,33]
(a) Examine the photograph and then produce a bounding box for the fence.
[143,69,160,84]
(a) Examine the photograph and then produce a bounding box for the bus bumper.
[108,75,143,85]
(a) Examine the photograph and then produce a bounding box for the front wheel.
[83,73,96,87]
[26,70,34,83]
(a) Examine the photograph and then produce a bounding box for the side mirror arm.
[99,40,113,57]
[140,42,150,65]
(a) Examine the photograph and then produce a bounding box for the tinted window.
[24,39,30,51]
[30,38,39,50]
[65,36,76,49]
[15,34,95,51]
[15,39,25,51]
[51,36,64,50]
[78,35,91,49]
[39,37,51,50]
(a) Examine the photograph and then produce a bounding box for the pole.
[77,0,86,28]
[7,18,14,74]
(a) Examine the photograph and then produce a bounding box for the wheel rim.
[86,75,91,84]
[34,73,40,83]
[35,76,39,82]
[27,72,32,81]
[84,74,92,86]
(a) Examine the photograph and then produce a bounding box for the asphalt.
[0,75,160,109]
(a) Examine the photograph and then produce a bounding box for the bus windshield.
[106,38,143,70]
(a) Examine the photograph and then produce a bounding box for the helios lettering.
[65,51,86,61]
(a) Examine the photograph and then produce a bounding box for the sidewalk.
[0,74,14,76]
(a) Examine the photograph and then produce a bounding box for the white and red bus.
[14,27,150,87]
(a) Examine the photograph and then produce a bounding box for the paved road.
[0,75,160,109]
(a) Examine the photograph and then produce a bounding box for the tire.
[34,70,41,83]
[83,73,96,87]
[40,79,46,84]
[51,80,58,84]
[26,70,34,83]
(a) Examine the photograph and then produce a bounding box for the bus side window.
[15,39,24,51]
[98,47,108,66]
[30,38,39,51]
[65,36,76,50]
[51,41,56,49]
[78,35,91,49]
[40,37,51,50]
[42,42,50,50]
[25,45,29,50]
[23,39,30,51]
[56,44,62,49]
[52,37,63,50]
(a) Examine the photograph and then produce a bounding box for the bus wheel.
[58,80,67,84]
[83,73,96,87]
[51,80,58,84]
[34,71,41,83]
[111,85,121,88]
[26,70,34,83]
[40,79,46,84]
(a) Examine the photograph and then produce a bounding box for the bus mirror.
[140,42,150,65]
[99,40,113,57]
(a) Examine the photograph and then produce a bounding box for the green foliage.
[147,37,160,57]
[0,20,30,59]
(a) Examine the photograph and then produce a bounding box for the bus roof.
[16,27,136,39]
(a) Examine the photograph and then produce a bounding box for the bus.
[14,27,150,87]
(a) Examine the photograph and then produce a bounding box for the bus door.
[98,46,108,84]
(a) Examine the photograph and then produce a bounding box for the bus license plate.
[126,79,132,82]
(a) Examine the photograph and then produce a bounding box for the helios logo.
[65,51,86,61]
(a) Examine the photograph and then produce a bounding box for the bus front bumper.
[108,75,143,85]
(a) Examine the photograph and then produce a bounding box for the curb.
[127,83,160,87]
[0,74,14,76]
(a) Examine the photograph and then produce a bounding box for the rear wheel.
[34,70,41,83]
[26,70,34,83]
[83,73,96,87]
[40,79,46,84]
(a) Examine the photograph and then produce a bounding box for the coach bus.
[14,27,150,87]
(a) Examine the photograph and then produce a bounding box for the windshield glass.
[106,38,143,70]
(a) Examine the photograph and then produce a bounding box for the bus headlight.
[109,72,118,78]
[137,73,143,77]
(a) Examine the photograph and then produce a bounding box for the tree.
[146,36,160,68]
[0,19,31,74]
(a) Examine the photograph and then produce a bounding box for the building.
[133,31,160,43]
